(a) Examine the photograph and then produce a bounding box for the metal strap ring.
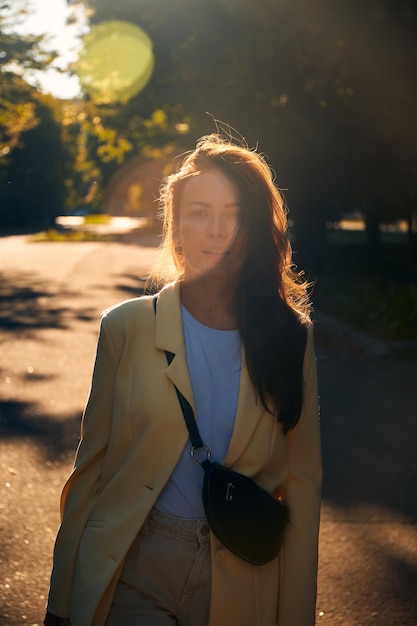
[190,445,211,466]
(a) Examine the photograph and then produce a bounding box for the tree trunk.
[364,203,383,267]
[406,205,417,279]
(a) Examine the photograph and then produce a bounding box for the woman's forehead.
[180,168,239,197]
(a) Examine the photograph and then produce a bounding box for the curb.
[313,310,391,358]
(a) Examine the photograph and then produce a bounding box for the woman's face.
[175,168,246,280]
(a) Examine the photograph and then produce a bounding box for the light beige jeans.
[105,509,211,626]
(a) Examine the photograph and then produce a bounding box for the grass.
[313,233,417,343]
[84,213,111,225]
[29,228,114,243]
[313,274,417,342]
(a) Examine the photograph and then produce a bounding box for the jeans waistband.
[145,509,211,544]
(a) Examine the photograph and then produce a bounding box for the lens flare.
[75,20,154,103]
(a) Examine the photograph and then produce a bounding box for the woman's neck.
[180,275,239,330]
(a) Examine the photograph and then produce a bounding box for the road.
[0,233,416,625]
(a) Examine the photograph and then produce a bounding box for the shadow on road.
[114,274,147,298]
[0,274,67,331]
[315,339,417,523]
[0,268,159,336]
[379,545,417,614]
[0,271,99,333]
[0,400,80,462]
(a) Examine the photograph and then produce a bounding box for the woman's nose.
[208,213,226,237]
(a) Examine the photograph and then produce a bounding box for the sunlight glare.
[12,0,88,99]
[75,21,154,104]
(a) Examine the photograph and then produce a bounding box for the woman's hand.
[43,611,70,626]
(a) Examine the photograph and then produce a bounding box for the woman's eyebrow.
[186,201,210,207]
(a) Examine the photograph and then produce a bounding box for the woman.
[44,134,322,626]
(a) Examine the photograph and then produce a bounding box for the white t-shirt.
[155,305,242,519]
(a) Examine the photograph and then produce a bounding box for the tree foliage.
[0,0,58,156]
[1,93,70,228]
[76,0,417,269]
[0,1,66,228]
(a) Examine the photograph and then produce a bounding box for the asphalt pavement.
[0,232,416,626]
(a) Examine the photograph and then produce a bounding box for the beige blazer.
[46,281,322,626]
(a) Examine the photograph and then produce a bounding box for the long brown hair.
[148,134,312,432]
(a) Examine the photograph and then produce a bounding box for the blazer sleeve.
[46,312,121,618]
[276,324,322,626]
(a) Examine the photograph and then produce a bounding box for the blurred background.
[1,0,417,344]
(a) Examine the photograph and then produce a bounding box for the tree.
[0,0,57,156]
[0,0,67,228]
[1,93,70,228]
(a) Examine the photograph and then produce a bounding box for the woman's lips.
[203,249,229,255]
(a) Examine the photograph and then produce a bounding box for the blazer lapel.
[154,281,196,414]
[222,353,264,466]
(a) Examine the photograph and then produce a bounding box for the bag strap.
[152,295,209,462]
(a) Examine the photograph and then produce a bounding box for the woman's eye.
[190,208,207,217]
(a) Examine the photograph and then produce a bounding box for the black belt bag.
[201,458,289,565]
[163,348,289,566]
